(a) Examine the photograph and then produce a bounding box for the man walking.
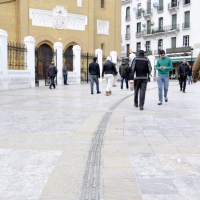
[178,59,189,93]
[102,56,117,96]
[89,57,101,94]
[119,58,129,90]
[156,50,173,105]
[193,53,200,83]
[188,65,193,84]
[48,61,57,89]
[130,50,152,110]
[62,65,68,85]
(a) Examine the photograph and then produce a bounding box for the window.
[171,37,176,48]
[101,0,104,8]
[137,42,141,52]
[147,20,151,34]
[137,22,141,33]
[126,44,130,57]
[159,17,163,29]
[183,35,189,46]
[147,0,151,14]
[137,3,142,17]
[126,7,130,20]
[184,11,190,28]
[158,0,164,11]
[126,25,130,40]
[172,14,177,29]
[184,0,190,5]
[158,39,163,50]
[146,41,151,52]
[171,0,178,7]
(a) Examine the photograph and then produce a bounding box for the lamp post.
[158,44,162,58]
[191,47,194,68]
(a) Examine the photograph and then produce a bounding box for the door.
[184,11,190,28]
[147,1,151,14]
[63,46,74,72]
[137,22,141,33]
[159,17,163,30]
[126,44,130,56]
[172,14,177,29]
[147,20,151,34]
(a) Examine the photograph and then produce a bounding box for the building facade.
[121,0,200,77]
[0,0,121,78]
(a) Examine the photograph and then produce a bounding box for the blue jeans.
[188,76,193,84]
[121,76,129,89]
[63,75,68,85]
[157,75,169,102]
[50,76,55,88]
[91,75,100,93]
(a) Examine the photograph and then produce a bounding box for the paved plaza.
[0,81,200,200]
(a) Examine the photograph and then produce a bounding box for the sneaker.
[165,97,168,102]
[106,92,109,96]
[140,107,144,110]
[158,102,162,105]
[109,91,112,95]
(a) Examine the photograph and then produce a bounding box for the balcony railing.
[143,9,152,17]
[182,22,190,29]
[146,50,153,56]
[125,34,130,40]
[168,1,179,9]
[136,32,142,38]
[136,11,142,18]
[157,4,164,12]
[125,15,131,21]
[166,46,192,54]
[183,0,190,5]
[141,24,180,36]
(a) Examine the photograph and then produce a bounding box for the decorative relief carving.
[97,20,109,35]
[29,6,87,31]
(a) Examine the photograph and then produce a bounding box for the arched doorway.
[38,44,52,79]
[63,45,74,72]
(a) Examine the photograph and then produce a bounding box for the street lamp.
[191,47,194,68]
[158,44,162,58]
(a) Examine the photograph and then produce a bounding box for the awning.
[171,58,196,63]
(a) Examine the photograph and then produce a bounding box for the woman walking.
[102,56,117,96]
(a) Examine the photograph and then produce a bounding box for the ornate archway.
[63,45,74,72]
[37,44,52,79]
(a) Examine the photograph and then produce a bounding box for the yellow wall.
[0,0,121,56]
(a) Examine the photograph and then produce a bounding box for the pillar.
[24,36,35,88]
[110,51,117,64]
[73,45,81,84]
[95,49,103,82]
[54,42,63,86]
[0,29,8,90]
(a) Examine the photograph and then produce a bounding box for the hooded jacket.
[130,56,152,80]
[119,61,129,77]
[102,60,117,77]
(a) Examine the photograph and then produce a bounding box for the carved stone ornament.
[29,6,88,31]
[97,20,109,35]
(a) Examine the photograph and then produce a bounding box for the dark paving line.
[79,84,178,200]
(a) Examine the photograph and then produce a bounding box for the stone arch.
[35,35,56,49]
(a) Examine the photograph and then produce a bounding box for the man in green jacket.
[156,50,173,105]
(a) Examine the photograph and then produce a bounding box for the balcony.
[168,1,179,13]
[146,50,153,56]
[136,11,142,18]
[143,9,153,19]
[183,0,190,6]
[125,34,130,40]
[141,24,180,37]
[157,4,164,12]
[182,22,190,29]
[136,32,142,38]
[166,46,192,54]
[125,15,131,22]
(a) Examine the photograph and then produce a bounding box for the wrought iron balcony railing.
[125,15,131,21]
[125,34,130,40]
[166,46,192,54]
[168,1,179,9]
[182,22,190,29]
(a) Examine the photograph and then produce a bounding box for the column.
[95,49,103,82]
[54,42,63,86]
[73,45,81,84]
[0,29,8,90]
[148,55,155,81]
[24,36,35,88]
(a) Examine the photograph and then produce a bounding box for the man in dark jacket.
[89,57,101,94]
[119,58,129,90]
[130,50,152,110]
[178,59,189,93]
[48,62,57,89]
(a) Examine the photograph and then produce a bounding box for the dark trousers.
[63,75,68,85]
[180,76,187,91]
[121,76,129,89]
[91,75,100,93]
[134,79,148,107]
[50,76,55,88]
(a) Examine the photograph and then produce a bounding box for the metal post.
[87,52,89,83]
